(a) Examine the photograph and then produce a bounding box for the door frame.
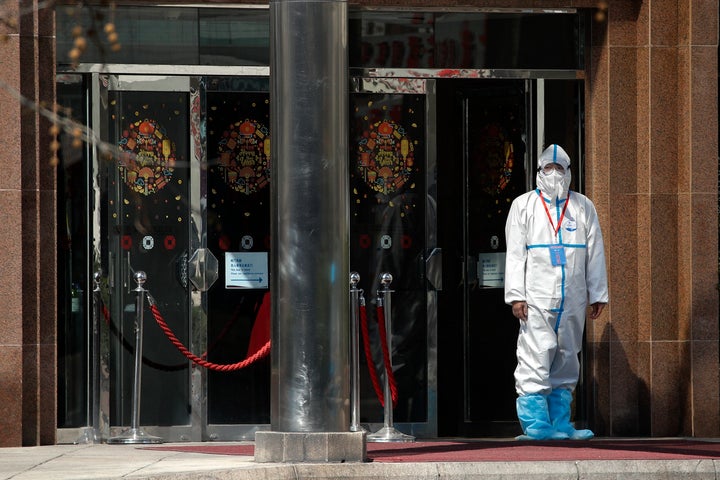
[57,66,582,444]
[430,74,586,437]
[349,76,439,439]
[95,73,201,442]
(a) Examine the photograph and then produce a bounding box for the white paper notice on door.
[225,252,269,289]
[476,252,505,288]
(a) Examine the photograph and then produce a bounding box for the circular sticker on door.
[241,235,254,250]
[118,118,176,196]
[141,235,155,250]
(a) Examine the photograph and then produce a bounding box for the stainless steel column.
[270,0,349,432]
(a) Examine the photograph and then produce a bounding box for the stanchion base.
[350,424,369,434]
[107,428,163,445]
[367,426,415,443]
[74,427,102,445]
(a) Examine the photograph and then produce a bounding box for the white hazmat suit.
[504,144,608,440]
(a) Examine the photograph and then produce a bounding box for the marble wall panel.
[21,190,39,346]
[691,46,718,194]
[636,194,652,342]
[650,341,689,436]
[649,0,678,47]
[609,339,644,435]
[608,0,642,47]
[607,194,638,343]
[586,339,610,434]
[40,343,57,444]
[650,194,679,341]
[690,0,718,46]
[676,194,692,342]
[38,35,57,192]
[636,46,651,195]
[0,190,23,345]
[21,343,39,445]
[608,47,639,195]
[676,47,692,194]
[636,340,652,434]
[649,47,678,195]
[0,346,23,447]
[39,188,57,346]
[690,193,719,341]
[587,45,610,198]
[0,38,22,191]
[691,340,720,436]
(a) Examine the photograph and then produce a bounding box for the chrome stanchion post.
[367,272,415,443]
[108,271,163,444]
[349,272,367,433]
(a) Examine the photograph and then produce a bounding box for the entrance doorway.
[95,74,272,441]
[435,78,585,437]
[436,79,529,437]
[57,72,583,442]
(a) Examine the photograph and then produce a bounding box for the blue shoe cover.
[548,389,594,440]
[516,394,569,440]
[568,429,595,440]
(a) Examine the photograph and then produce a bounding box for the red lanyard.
[538,190,570,237]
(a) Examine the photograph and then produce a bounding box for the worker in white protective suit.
[504,144,608,440]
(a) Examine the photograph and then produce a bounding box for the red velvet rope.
[359,303,386,406]
[101,299,244,366]
[376,305,399,407]
[150,302,270,372]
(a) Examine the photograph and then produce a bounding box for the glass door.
[460,81,530,434]
[203,78,271,440]
[436,79,530,437]
[349,78,437,437]
[94,74,271,441]
[436,78,584,437]
[97,75,195,440]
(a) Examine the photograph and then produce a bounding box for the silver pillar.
[270,0,350,432]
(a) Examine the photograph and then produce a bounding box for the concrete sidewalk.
[2,441,720,480]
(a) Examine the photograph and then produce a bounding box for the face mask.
[537,168,570,200]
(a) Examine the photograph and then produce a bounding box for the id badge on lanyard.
[539,191,570,267]
[549,245,566,266]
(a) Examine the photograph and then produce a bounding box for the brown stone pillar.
[0,1,57,446]
[676,0,719,437]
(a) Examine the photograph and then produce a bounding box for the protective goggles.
[540,163,566,175]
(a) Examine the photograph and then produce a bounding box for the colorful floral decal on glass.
[356,120,414,196]
[118,119,176,196]
[216,119,270,195]
[472,123,514,196]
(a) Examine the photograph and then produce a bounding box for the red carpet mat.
[145,439,720,462]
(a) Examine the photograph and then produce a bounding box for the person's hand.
[512,301,528,321]
[589,302,606,319]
